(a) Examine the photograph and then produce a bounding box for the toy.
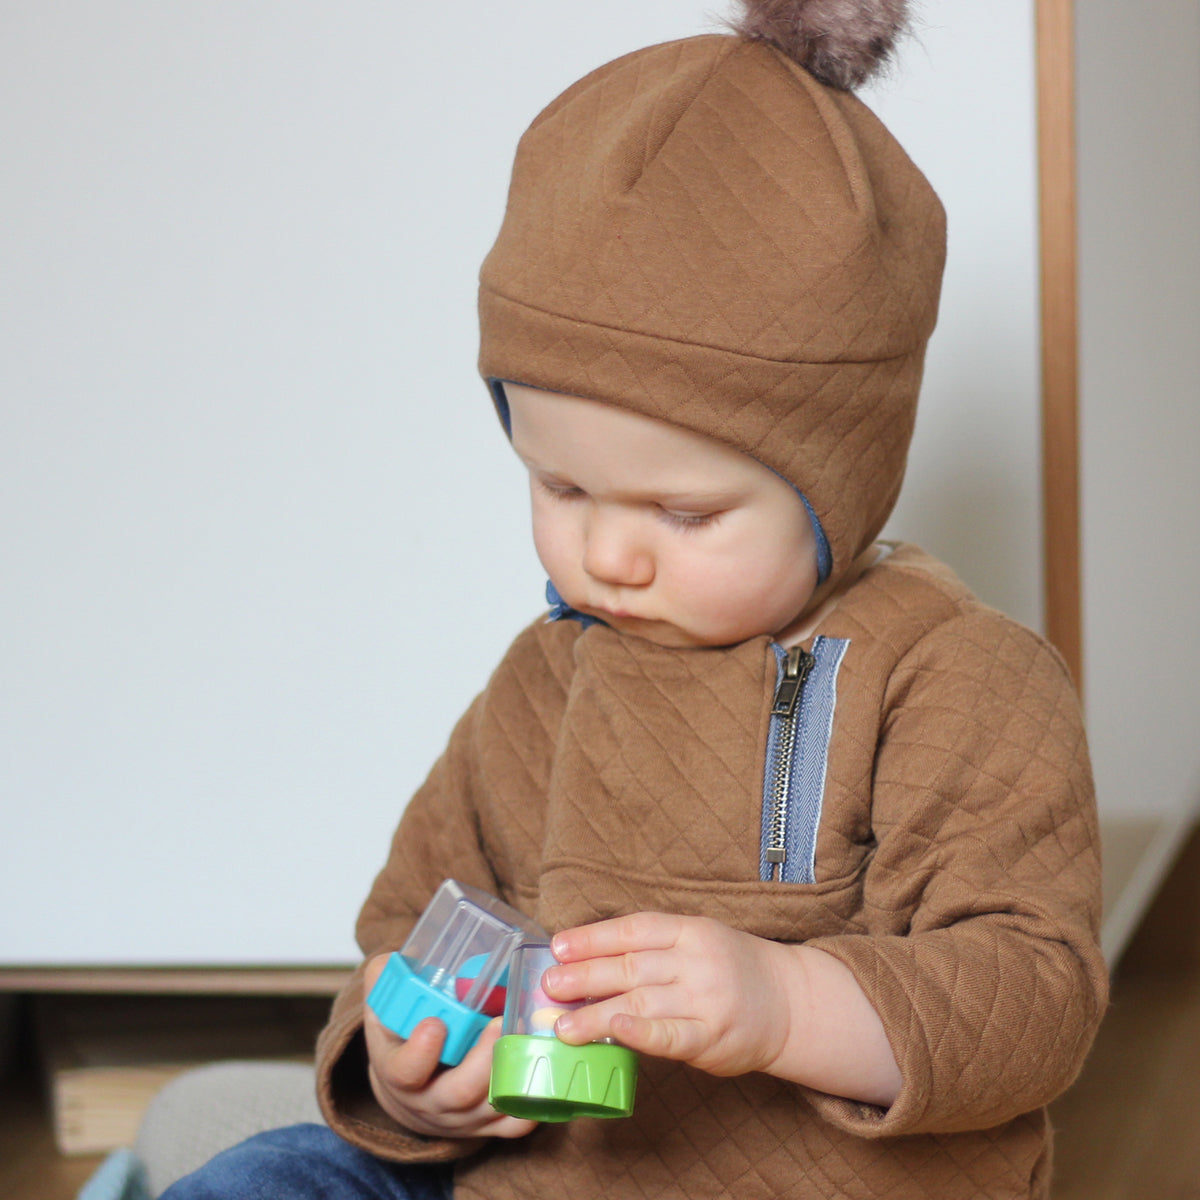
[367,879,546,1066]
[488,941,637,1121]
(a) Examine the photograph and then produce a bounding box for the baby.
[163,2,1107,1198]
[356,380,907,1144]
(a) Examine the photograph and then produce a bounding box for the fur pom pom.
[731,0,911,90]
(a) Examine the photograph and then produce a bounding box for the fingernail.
[550,934,568,959]
[555,1012,575,1037]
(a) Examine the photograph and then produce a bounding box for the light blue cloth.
[77,1149,151,1200]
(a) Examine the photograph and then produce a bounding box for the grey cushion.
[133,1060,323,1197]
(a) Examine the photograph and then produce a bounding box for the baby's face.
[505,384,820,648]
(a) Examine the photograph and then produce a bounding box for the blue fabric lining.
[795,490,833,584]
[488,377,512,434]
[545,579,601,628]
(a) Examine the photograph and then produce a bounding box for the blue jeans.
[159,1124,455,1200]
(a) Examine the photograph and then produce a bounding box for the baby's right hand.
[362,953,538,1140]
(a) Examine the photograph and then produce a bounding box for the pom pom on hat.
[731,0,910,89]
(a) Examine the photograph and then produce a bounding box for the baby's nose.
[581,510,654,586]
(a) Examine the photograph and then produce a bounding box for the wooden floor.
[1051,820,1200,1199]
[4,828,1200,1200]
[0,1070,104,1200]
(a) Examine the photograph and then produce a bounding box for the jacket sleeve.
[804,611,1108,1137]
[314,689,503,1163]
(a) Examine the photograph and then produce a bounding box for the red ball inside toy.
[453,953,509,1017]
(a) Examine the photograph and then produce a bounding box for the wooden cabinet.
[1074,0,1200,959]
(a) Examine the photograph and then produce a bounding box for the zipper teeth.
[766,716,799,868]
[765,647,814,881]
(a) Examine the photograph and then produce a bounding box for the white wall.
[871,5,1041,631]
[0,1,1041,965]
[1076,0,1200,821]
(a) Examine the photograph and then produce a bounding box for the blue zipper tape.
[759,636,850,884]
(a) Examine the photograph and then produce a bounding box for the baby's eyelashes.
[534,477,586,501]
[657,506,722,531]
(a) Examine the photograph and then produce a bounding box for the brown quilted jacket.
[316,544,1107,1199]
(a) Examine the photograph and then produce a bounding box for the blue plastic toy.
[367,879,546,1066]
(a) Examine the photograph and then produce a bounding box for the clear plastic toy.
[367,879,546,1066]
[488,941,637,1121]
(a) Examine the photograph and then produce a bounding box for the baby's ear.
[729,0,911,90]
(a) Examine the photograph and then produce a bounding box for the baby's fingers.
[555,997,708,1066]
[433,1019,502,1111]
[607,1012,709,1064]
[371,1016,446,1092]
[551,912,681,964]
[430,1022,538,1139]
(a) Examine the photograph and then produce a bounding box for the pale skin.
[364,384,902,1137]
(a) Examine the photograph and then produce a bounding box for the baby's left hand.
[543,912,795,1078]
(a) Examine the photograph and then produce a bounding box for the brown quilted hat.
[479,19,945,589]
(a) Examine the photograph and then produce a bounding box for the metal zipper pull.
[771,646,814,717]
[765,646,816,876]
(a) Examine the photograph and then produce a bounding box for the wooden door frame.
[1036,0,1083,690]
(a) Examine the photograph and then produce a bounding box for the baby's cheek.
[687,570,776,633]
[532,528,576,592]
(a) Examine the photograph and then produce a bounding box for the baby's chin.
[588,611,763,650]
